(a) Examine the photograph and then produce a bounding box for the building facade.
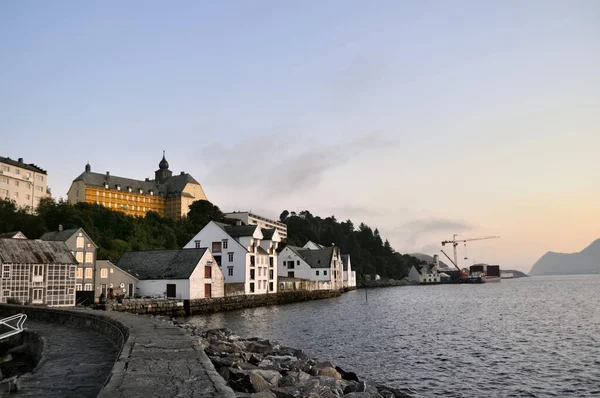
[277,245,344,291]
[95,260,139,299]
[67,153,207,219]
[184,221,280,296]
[341,254,356,289]
[41,227,97,295]
[116,248,224,300]
[0,239,77,306]
[0,156,50,213]
[223,211,288,240]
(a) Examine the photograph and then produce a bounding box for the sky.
[1,1,599,272]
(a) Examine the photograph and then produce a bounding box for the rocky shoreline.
[176,322,413,397]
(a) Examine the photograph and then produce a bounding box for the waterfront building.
[0,231,27,239]
[341,254,357,289]
[0,156,50,213]
[303,241,324,250]
[41,226,97,302]
[116,248,224,299]
[407,265,440,284]
[223,211,287,240]
[0,238,77,306]
[184,221,280,296]
[277,245,344,291]
[95,260,139,299]
[67,153,207,219]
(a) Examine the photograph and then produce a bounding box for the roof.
[97,260,139,281]
[256,246,269,255]
[0,156,47,174]
[298,247,334,268]
[40,228,79,242]
[261,228,275,240]
[72,169,200,198]
[341,254,350,271]
[215,222,259,238]
[116,248,208,280]
[0,239,77,265]
[0,231,27,239]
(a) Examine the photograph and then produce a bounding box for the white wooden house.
[277,245,344,291]
[117,248,224,299]
[184,221,280,295]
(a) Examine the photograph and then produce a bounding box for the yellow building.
[67,153,207,219]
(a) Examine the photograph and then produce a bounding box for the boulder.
[249,372,272,393]
[251,391,277,398]
[316,367,342,379]
[247,341,273,354]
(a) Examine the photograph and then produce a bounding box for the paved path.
[97,311,235,398]
[17,320,118,397]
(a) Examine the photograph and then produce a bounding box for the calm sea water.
[186,275,600,397]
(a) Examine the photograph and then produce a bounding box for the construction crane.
[440,249,468,278]
[441,234,499,271]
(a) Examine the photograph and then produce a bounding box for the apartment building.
[223,211,288,240]
[67,152,207,219]
[41,227,97,301]
[0,156,50,213]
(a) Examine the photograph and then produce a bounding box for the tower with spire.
[155,151,173,184]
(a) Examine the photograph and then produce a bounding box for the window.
[0,177,8,185]
[25,194,30,200]
[0,189,7,197]
[32,289,43,303]
[85,252,93,263]
[249,283,255,293]
[36,186,44,192]
[14,180,19,187]
[316,270,320,276]
[195,240,201,249]
[33,265,43,276]
[69,266,76,278]
[205,266,212,279]
[269,270,273,279]
[324,270,328,276]
[84,283,92,291]
[36,175,44,182]
[101,268,108,278]
[76,252,83,263]
[269,282,274,292]
[228,252,234,262]
[250,269,255,280]
[222,239,228,249]
[14,169,19,175]
[76,236,84,248]
[0,165,9,172]
[269,257,273,267]
[110,268,114,273]
[67,288,74,295]
[3,290,10,298]
[2,265,10,279]
[13,192,18,198]
[287,261,295,269]
[227,267,233,276]
[250,256,255,266]
[76,268,83,278]
[85,268,93,279]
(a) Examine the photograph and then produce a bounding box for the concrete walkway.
[17,320,118,397]
[97,311,235,398]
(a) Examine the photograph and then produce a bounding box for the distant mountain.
[529,238,600,276]
[502,269,529,278]
[410,253,449,268]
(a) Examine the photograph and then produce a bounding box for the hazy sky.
[1,1,599,272]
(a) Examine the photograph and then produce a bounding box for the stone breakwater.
[177,323,413,398]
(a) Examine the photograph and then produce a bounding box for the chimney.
[145,178,150,182]
[106,171,110,177]
[85,163,91,172]
[58,224,63,232]
[180,171,185,175]
[18,157,23,163]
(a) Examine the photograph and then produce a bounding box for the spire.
[159,151,169,170]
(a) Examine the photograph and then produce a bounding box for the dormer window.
[116,185,121,191]
[139,189,143,194]
[104,183,109,189]
[150,190,154,196]
[128,187,132,193]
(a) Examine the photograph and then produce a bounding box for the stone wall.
[104,289,343,316]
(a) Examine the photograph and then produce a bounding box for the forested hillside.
[0,198,422,279]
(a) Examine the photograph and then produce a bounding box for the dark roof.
[0,239,77,264]
[72,169,200,198]
[215,222,259,238]
[40,228,79,242]
[116,248,208,280]
[0,156,47,174]
[261,228,276,240]
[97,260,139,281]
[341,254,350,271]
[0,231,26,239]
[257,246,269,255]
[298,247,334,268]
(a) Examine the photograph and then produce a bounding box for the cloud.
[200,132,394,196]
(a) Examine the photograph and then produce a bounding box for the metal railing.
[0,313,27,341]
